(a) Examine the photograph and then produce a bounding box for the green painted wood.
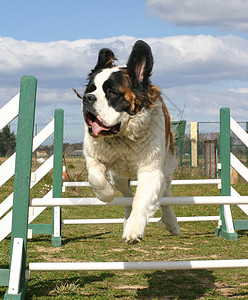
[5,76,37,299]
[52,109,64,247]
[28,224,53,234]
[216,107,238,241]
[0,269,10,286]
[4,280,28,300]
[233,220,248,231]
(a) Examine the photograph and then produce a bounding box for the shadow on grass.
[26,272,115,299]
[63,231,112,245]
[137,269,216,299]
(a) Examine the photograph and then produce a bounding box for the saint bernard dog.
[74,40,180,243]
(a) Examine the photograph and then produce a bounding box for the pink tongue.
[91,118,111,136]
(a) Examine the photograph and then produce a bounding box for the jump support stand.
[3,76,37,299]
[1,76,247,298]
[2,76,64,299]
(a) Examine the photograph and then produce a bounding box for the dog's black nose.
[83,94,96,103]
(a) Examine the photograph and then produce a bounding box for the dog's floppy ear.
[89,48,117,76]
[127,40,153,84]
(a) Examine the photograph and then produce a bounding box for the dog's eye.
[86,84,96,93]
[106,88,116,97]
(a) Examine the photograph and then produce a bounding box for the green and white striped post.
[4,76,37,299]
[52,109,64,247]
[215,107,238,241]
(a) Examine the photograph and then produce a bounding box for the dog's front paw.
[122,215,146,244]
[89,174,115,202]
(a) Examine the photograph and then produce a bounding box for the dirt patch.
[114,285,148,290]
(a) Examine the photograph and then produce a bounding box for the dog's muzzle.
[86,112,121,137]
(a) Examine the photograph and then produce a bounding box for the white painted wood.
[29,259,248,271]
[0,193,13,218]
[0,120,54,189]
[231,153,248,182]
[63,179,221,188]
[0,155,53,219]
[30,196,248,207]
[230,117,248,147]
[231,187,248,216]
[32,120,54,151]
[53,207,61,237]
[0,189,53,242]
[0,93,19,131]
[62,216,220,225]
[0,154,16,188]
[223,205,235,233]
[8,238,23,295]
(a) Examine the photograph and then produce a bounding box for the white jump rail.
[62,179,222,225]
[62,216,220,225]
[29,259,248,272]
[63,179,221,188]
[30,196,248,207]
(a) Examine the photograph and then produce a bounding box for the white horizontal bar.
[0,93,19,131]
[62,216,220,225]
[63,179,221,188]
[29,259,248,271]
[172,179,221,185]
[230,117,248,147]
[30,196,248,207]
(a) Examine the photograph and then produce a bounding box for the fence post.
[190,122,198,167]
[215,107,238,241]
[4,76,37,299]
[52,109,64,247]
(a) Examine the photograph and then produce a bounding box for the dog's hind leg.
[110,175,133,229]
[160,188,180,236]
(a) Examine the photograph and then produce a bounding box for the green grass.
[1,157,248,299]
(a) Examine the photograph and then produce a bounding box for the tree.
[0,125,16,156]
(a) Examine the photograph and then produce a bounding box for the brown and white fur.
[74,40,180,243]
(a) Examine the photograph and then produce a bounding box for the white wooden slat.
[230,117,248,147]
[0,190,53,242]
[231,153,248,182]
[0,120,54,189]
[7,238,23,295]
[0,94,19,131]
[0,155,53,219]
[231,187,248,216]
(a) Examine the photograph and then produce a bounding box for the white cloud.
[146,0,248,32]
[0,35,248,131]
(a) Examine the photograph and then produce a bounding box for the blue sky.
[1,0,248,138]
[0,0,231,41]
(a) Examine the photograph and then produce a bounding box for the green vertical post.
[51,109,64,247]
[215,107,238,241]
[4,76,37,299]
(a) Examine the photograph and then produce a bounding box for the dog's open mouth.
[87,112,121,136]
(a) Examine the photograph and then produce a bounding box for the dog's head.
[74,40,159,137]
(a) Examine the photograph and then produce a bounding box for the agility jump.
[0,76,248,299]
